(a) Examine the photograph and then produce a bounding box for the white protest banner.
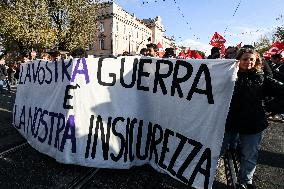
[13,57,238,189]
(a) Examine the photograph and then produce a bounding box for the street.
[0,88,283,189]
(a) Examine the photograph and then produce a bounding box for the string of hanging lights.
[138,0,281,46]
[141,0,200,41]
[172,0,201,40]
[223,0,242,36]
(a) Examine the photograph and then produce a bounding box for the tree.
[46,0,102,51]
[254,35,271,55]
[0,0,105,61]
[274,26,284,41]
[0,0,56,60]
[274,14,284,41]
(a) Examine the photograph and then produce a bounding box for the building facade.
[92,2,175,57]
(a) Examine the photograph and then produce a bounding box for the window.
[99,38,105,50]
[124,25,126,34]
[99,22,104,33]
[116,22,119,32]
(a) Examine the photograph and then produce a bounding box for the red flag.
[263,51,271,58]
[191,50,203,59]
[271,41,284,50]
[220,45,226,58]
[270,41,284,54]
[186,48,192,59]
[263,41,284,58]
[210,32,226,47]
[177,50,186,59]
[157,42,163,50]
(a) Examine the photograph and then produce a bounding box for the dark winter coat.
[225,70,268,134]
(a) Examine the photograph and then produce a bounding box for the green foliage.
[274,26,284,41]
[197,50,205,58]
[254,35,271,55]
[0,0,56,60]
[0,0,103,61]
[47,0,101,51]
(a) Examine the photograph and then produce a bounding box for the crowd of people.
[139,43,202,59]
[135,43,284,189]
[0,43,283,189]
[0,62,20,94]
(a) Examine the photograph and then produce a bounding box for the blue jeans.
[222,132,262,184]
[239,133,262,184]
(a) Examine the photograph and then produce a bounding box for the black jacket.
[225,70,268,134]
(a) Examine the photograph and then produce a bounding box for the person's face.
[141,51,147,56]
[212,51,220,59]
[239,53,257,71]
[42,56,49,61]
[147,47,156,57]
[24,57,30,62]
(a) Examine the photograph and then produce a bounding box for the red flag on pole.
[263,41,284,58]
[191,50,203,59]
[177,50,186,59]
[186,48,192,59]
[271,41,284,53]
[157,42,163,49]
[210,32,226,47]
[220,45,226,58]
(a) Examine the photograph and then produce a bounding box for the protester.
[223,48,268,189]
[269,54,283,70]
[14,63,20,84]
[207,47,221,59]
[7,64,16,86]
[0,64,11,93]
[163,48,176,58]
[225,46,238,59]
[21,55,31,63]
[146,43,158,57]
[70,47,87,58]
[41,53,52,61]
[139,48,148,56]
[0,64,6,93]
[242,44,254,49]
[122,51,129,56]
[264,53,284,122]
[48,50,61,61]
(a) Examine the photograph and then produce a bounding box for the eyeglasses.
[241,58,255,61]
